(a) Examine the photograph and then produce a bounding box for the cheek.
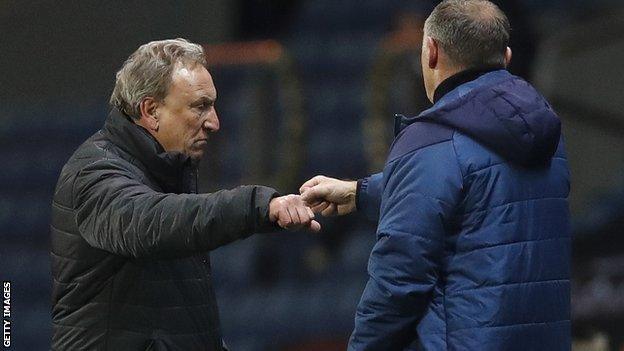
[158,115,178,138]
[184,117,203,141]
[163,115,191,141]
[421,48,429,71]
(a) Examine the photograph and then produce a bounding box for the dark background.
[1,0,623,350]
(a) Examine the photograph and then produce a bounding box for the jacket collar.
[102,108,196,193]
[433,65,503,103]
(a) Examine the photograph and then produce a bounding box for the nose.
[203,109,220,132]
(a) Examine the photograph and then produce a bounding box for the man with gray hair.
[50,38,319,350]
[301,1,570,349]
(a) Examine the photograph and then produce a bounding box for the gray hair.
[424,0,510,68]
[110,38,207,119]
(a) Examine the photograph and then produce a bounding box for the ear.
[504,47,512,68]
[138,97,160,131]
[426,36,439,69]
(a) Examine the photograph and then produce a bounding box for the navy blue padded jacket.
[350,70,571,351]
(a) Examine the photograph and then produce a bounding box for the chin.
[187,144,207,162]
[189,152,204,162]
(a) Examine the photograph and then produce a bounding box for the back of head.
[110,38,207,119]
[425,0,510,68]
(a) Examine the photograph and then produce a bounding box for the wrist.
[268,197,279,222]
[347,180,357,206]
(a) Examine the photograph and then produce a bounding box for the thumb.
[307,220,322,233]
[301,185,328,203]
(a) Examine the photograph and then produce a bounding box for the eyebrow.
[190,96,215,106]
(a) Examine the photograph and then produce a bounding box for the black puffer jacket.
[50,109,278,350]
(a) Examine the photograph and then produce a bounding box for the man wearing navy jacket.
[300,1,571,350]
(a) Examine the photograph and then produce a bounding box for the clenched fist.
[269,194,321,232]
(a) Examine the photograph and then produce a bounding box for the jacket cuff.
[356,178,366,211]
[356,173,383,221]
[252,186,282,233]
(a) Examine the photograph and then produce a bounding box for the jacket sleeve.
[73,159,279,259]
[348,137,463,350]
[356,172,383,221]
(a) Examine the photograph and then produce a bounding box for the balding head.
[424,0,510,68]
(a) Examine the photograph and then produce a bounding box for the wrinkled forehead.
[169,63,216,97]
[171,61,210,82]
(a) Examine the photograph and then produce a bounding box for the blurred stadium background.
[1,0,623,350]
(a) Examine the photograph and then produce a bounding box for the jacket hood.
[401,70,561,167]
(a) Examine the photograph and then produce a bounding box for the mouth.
[194,139,208,146]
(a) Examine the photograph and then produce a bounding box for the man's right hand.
[299,175,357,217]
[269,194,321,232]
